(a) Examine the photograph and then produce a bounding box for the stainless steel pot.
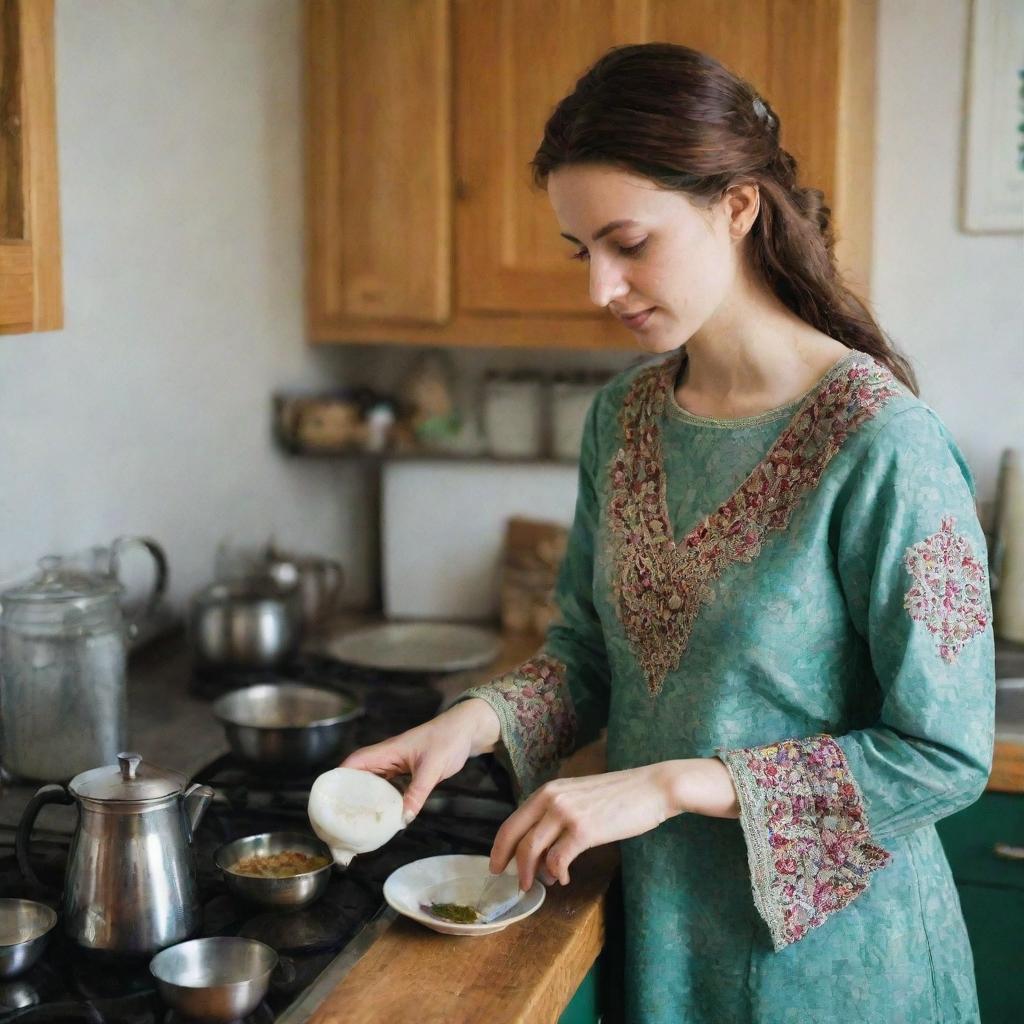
[149,937,280,1022]
[16,752,213,955]
[214,832,333,907]
[212,683,364,772]
[188,580,301,670]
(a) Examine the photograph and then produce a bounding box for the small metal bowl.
[212,682,364,772]
[0,899,58,979]
[150,936,277,1022]
[215,832,333,908]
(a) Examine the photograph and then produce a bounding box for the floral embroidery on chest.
[605,352,902,697]
[903,515,990,664]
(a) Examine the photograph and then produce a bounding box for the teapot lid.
[1,557,121,606]
[70,752,187,803]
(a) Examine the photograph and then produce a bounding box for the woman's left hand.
[490,758,738,891]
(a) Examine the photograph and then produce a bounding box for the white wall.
[0,1,377,607]
[871,0,1023,502]
[0,0,1020,617]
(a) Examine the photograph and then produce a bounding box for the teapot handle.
[16,784,75,893]
[109,536,169,637]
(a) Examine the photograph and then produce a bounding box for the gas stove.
[0,656,515,1023]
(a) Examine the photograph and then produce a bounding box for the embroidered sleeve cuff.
[456,653,576,801]
[715,734,892,951]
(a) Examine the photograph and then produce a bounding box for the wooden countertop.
[307,628,619,1024]
[309,843,617,1024]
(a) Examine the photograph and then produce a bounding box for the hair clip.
[752,96,776,131]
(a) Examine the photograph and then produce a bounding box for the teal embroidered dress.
[457,347,995,1024]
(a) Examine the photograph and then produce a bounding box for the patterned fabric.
[606,350,901,696]
[717,734,893,951]
[453,348,995,1023]
[903,515,991,664]
[456,654,576,798]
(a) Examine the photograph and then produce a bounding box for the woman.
[343,44,994,1023]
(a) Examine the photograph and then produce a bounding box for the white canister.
[482,374,543,458]
[993,448,1024,642]
[551,377,602,461]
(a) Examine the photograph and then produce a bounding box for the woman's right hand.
[339,698,502,824]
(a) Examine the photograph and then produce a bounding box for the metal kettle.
[16,752,213,955]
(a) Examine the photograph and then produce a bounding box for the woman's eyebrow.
[559,219,639,244]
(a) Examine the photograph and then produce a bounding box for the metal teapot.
[16,752,213,956]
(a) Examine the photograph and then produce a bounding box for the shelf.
[275,444,580,468]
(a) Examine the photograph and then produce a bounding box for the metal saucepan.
[188,579,302,670]
[149,937,279,1022]
[0,900,57,979]
[212,683,364,772]
[214,832,333,907]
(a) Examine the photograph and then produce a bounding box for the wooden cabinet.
[0,0,61,335]
[305,0,876,349]
[936,791,1024,1023]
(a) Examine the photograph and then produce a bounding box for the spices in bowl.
[214,832,333,908]
[231,850,331,879]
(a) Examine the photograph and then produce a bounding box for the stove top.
[0,655,515,1023]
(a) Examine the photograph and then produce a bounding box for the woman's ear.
[726,184,760,240]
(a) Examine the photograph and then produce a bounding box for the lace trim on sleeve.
[459,653,576,799]
[716,734,892,951]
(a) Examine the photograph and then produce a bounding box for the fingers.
[490,798,545,876]
[543,833,587,887]
[401,756,445,824]
[339,742,404,776]
[512,817,565,891]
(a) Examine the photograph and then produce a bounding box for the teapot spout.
[183,784,214,841]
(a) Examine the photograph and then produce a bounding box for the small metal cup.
[149,937,277,1022]
[215,832,333,908]
[0,900,58,979]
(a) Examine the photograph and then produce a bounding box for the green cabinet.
[559,964,600,1024]
[936,792,1024,1023]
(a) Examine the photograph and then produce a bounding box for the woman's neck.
[676,289,849,418]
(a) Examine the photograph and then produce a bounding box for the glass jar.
[0,558,129,781]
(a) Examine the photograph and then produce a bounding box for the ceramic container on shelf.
[993,448,1024,642]
[482,372,544,458]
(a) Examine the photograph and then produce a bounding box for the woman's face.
[546,163,746,354]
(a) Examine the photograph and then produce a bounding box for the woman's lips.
[619,307,655,329]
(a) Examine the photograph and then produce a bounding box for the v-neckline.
[657,346,864,550]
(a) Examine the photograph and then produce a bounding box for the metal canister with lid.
[0,557,129,781]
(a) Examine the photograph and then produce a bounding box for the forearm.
[660,757,740,820]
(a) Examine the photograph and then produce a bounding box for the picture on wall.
[960,0,1024,233]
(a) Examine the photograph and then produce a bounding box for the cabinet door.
[0,0,61,334]
[305,0,451,326]
[454,0,870,319]
[956,883,1024,1024]
[454,0,645,316]
[936,792,1024,889]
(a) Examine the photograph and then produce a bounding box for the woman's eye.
[568,239,648,262]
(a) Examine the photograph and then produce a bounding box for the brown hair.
[531,43,918,395]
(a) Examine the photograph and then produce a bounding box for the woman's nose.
[589,259,629,308]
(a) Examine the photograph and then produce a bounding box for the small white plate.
[383,854,545,936]
[325,623,503,673]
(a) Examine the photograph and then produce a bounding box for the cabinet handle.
[993,842,1024,861]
